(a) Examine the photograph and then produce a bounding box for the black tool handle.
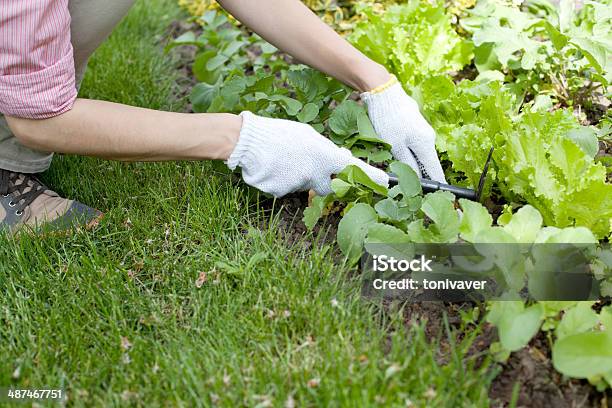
[421,179,479,200]
[388,176,478,200]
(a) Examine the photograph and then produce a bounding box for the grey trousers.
[0,0,136,173]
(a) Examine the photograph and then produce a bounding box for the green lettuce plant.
[462,0,611,106]
[416,75,612,238]
[349,0,474,87]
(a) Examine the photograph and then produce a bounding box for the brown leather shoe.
[0,169,103,234]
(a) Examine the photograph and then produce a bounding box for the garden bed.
[167,0,612,404]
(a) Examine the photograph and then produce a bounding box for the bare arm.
[7,0,388,164]
[216,0,391,93]
[7,100,241,161]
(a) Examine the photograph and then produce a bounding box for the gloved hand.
[227,111,389,197]
[361,77,446,183]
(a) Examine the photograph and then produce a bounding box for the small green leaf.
[420,191,460,239]
[288,68,329,101]
[356,111,379,139]
[553,331,612,378]
[496,205,513,227]
[474,43,502,73]
[407,191,460,243]
[245,74,275,93]
[312,123,325,133]
[206,54,230,71]
[208,76,247,112]
[539,20,569,50]
[566,127,599,158]
[303,195,329,230]
[329,100,363,136]
[474,227,517,244]
[296,103,320,123]
[531,95,553,112]
[259,42,278,54]
[200,10,228,29]
[389,162,422,198]
[570,37,607,74]
[535,227,597,244]
[374,198,414,222]
[487,301,544,352]
[475,70,505,83]
[165,31,200,52]
[555,302,598,340]
[222,40,245,57]
[336,165,387,196]
[458,199,493,242]
[407,196,459,243]
[348,133,388,145]
[193,50,222,84]
[503,205,543,243]
[366,223,411,244]
[331,179,352,198]
[268,95,303,116]
[337,203,378,265]
[190,79,222,113]
[367,149,393,163]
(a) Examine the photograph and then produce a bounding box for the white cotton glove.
[361,79,447,183]
[227,111,389,197]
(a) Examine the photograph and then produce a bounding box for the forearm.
[216,0,390,92]
[7,99,241,162]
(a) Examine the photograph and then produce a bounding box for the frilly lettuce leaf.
[350,0,473,87]
[418,76,612,238]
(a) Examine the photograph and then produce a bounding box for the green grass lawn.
[0,0,494,406]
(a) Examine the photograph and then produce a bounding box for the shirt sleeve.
[0,0,76,119]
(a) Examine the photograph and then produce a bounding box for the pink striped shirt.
[0,0,76,119]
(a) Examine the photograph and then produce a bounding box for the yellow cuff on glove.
[367,75,399,95]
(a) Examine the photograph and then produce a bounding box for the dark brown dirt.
[164,20,202,112]
[389,298,609,407]
[397,299,611,408]
[581,91,610,127]
[488,332,611,408]
[259,192,341,250]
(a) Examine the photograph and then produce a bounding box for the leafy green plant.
[345,0,611,238]
[327,100,393,162]
[416,75,612,238]
[304,162,611,388]
[306,162,603,278]
[167,11,281,86]
[191,64,393,163]
[350,0,473,87]
[488,301,612,390]
[462,0,611,107]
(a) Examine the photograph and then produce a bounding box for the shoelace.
[0,169,47,216]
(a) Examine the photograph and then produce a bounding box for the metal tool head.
[474,146,495,201]
[387,147,494,201]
